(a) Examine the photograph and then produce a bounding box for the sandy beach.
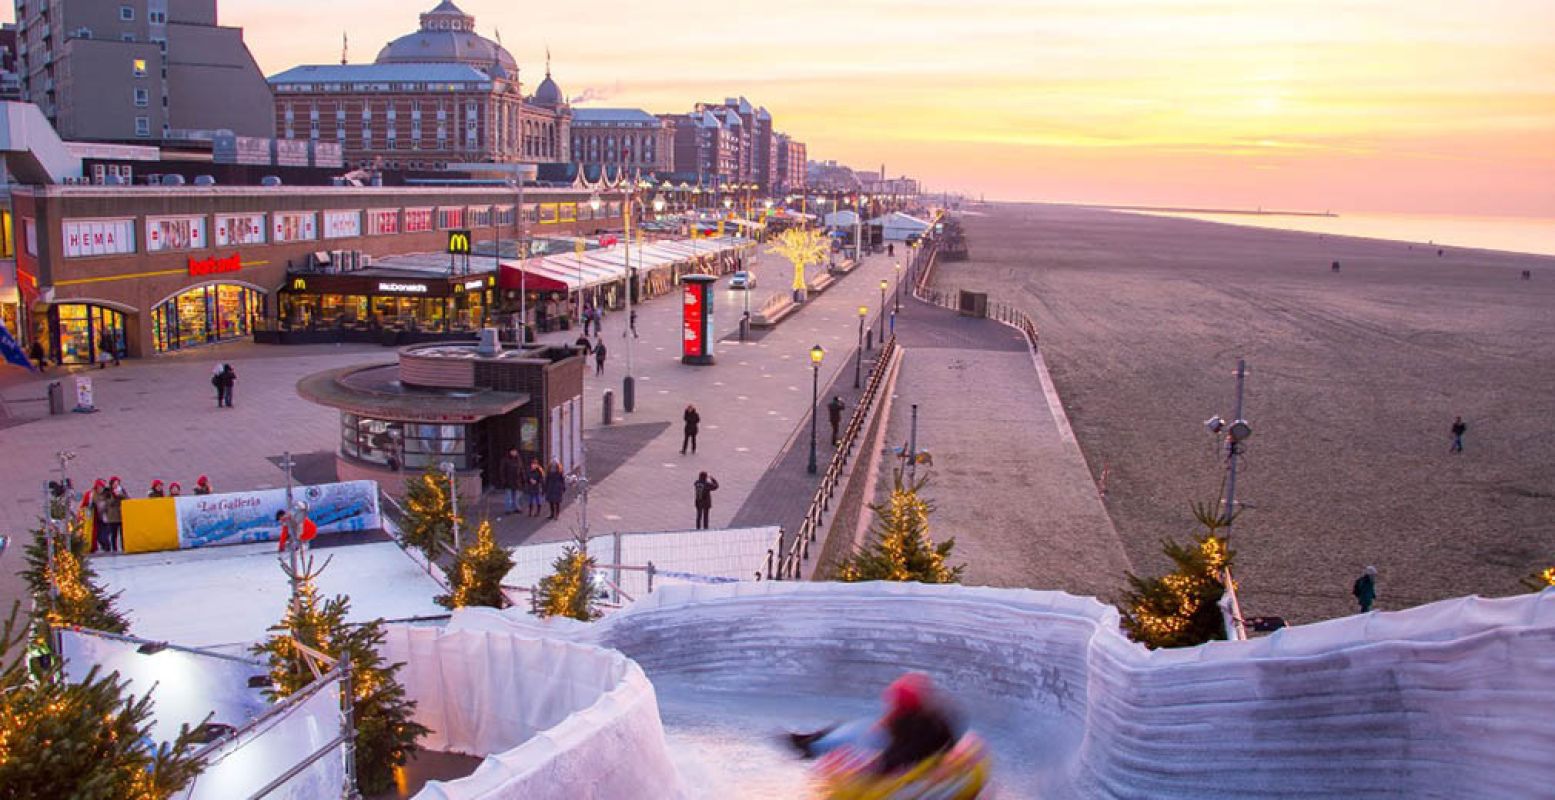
[935,202,1555,624]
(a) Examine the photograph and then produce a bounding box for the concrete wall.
[166,22,274,137]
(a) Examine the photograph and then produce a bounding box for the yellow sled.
[817,733,990,799]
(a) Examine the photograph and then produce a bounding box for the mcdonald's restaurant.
[270,258,498,345]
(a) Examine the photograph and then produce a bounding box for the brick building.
[774,133,807,196]
[267,1,569,171]
[569,108,675,176]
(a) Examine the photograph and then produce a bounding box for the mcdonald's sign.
[447,229,472,254]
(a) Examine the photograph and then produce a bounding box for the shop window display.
[52,304,125,365]
[152,284,263,353]
[340,414,473,470]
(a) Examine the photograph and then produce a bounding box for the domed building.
[268,1,570,170]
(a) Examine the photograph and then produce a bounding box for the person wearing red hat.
[148,480,166,498]
[786,672,960,775]
[193,476,213,495]
[168,482,183,497]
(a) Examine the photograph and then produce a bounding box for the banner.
[121,480,381,553]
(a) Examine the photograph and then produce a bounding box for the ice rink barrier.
[449,581,1555,798]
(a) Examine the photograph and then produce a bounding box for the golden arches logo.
[447,230,472,254]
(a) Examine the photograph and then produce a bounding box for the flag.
[0,318,36,371]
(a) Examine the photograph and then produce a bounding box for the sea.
[1127,210,1555,259]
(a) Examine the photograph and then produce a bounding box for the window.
[133,88,148,107]
[135,116,150,136]
[272,212,318,243]
[403,208,433,233]
[366,209,400,236]
[322,209,362,239]
[146,215,207,252]
[62,218,136,257]
[119,6,134,20]
[215,213,266,246]
[149,10,166,24]
[121,33,135,42]
[132,58,146,77]
[436,207,463,230]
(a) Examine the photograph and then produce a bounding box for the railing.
[909,217,1038,352]
[764,333,898,581]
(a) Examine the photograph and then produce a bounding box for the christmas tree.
[536,544,604,621]
[437,520,514,610]
[20,512,129,636]
[1522,565,1555,592]
[0,604,204,798]
[1119,503,1236,649]
[839,472,964,583]
[402,466,462,562]
[251,557,428,796]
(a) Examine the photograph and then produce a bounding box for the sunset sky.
[15,1,1555,216]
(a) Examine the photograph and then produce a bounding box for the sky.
[14,1,1555,216]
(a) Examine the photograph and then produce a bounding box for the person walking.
[628,308,639,338]
[827,396,846,446]
[693,471,719,530]
[1353,566,1378,613]
[593,338,608,376]
[28,340,46,372]
[216,364,237,408]
[500,448,524,514]
[524,458,545,517]
[544,460,567,520]
[681,404,701,455]
[98,329,120,368]
[194,475,213,495]
[582,304,594,337]
[1450,416,1467,453]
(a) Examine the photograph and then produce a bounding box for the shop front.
[39,302,129,366]
[269,270,496,345]
[150,283,265,353]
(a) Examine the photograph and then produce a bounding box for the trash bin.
[47,381,65,415]
[602,390,614,426]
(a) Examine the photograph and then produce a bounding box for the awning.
[496,236,751,293]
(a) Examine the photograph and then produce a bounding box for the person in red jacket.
[275,510,317,552]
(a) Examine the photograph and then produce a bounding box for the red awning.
[498,263,569,292]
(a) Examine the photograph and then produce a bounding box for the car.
[729,271,756,290]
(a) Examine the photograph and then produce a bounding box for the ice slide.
[383,582,1555,798]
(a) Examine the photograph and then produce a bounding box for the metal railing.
[910,220,1039,352]
[764,333,899,581]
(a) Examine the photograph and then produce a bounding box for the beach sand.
[935,203,1555,624]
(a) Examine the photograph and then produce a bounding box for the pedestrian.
[575,334,592,356]
[98,330,117,369]
[148,479,165,498]
[681,404,701,455]
[210,364,224,407]
[168,482,183,497]
[28,340,46,371]
[219,364,237,407]
[628,308,638,338]
[693,471,719,530]
[1353,566,1378,613]
[827,396,846,446]
[275,509,317,553]
[89,479,111,553]
[1450,416,1467,453]
[582,304,594,337]
[103,476,126,552]
[500,448,523,513]
[544,460,567,520]
[525,458,545,517]
[593,338,607,376]
[194,475,213,495]
[888,242,895,257]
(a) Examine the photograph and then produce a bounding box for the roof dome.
[375,1,517,75]
[531,70,563,107]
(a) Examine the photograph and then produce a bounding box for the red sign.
[682,282,704,357]
[188,253,242,277]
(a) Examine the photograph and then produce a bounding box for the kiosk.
[680,274,716,365]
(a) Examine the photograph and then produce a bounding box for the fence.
[910,215,1039,352]
[765,333,899,581]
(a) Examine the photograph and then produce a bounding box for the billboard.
[681,275,715,364]
[120,480,382,553]
[273,138,310,167]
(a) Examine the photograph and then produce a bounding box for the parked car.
[729,271,756,290]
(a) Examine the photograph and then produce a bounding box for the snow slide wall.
[380,627,680,799]
[451,581,1555,798]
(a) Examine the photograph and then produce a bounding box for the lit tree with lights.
[0,604,204,798]
[437,520,514,610]
[403,465,462,561]
[251,557,428,796]
[20,513,129,638]
[839,472,964,584]
[1522,565,1555,592]
[1119,503,1236,649]
[766,227,830,299]
[536,544,604,621]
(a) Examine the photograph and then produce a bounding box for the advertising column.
[680,274,716,365]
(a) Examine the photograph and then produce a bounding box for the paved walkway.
[864,292,1132,597]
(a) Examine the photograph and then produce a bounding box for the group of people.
[574,335,609,376]
[210,363,238,408]
[498,450,570,519]
[81,475,213,552]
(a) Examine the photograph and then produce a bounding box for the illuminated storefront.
[276,271,494,341]
[46,304,127,365]
[151,283,265,353]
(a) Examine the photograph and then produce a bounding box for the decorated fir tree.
[1522,565,1555,592]
[402,465,463,561]
[0,604,204,798]
[839,472,964,584]
[1119,503,1236,649]
[437,520,514,610]
[20,514,129,636]
[251,557,428,796]
[536,544,605,621]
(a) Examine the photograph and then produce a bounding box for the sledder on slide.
[785,672,991,798]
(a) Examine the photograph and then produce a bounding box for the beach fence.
[910,218,1039,350]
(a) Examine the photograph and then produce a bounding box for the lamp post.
[807,344,825,474]
[1204,359,1252,641]
[854,305,867,389]
[439,460,461,552]
[878,279,888,342]
[893,261,902,313]
[623,187,637,412]
[586,193,602,327]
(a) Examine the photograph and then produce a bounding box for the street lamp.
[878,279,889,342]
[894,262,902,313]
[439,460,461,551]
[807,344,825,474]
[854,305,867,389]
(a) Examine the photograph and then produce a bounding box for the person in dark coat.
[693,471,719,530]
[828,396,846,446]
[1353,566,1378,612]
[681,404,701,455]
[28,340,46,371]
[544,460,568,520]
[575,334,592,356]
[593,339,607,376]
[524,458,545,517]
[194,475,213,495]
[1450,416,1467,453]
[499,448,523,513]
[213,363,237,407]
[147,480,165,498]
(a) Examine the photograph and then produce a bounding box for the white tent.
[823,209,860,228]
[869,211,931,241]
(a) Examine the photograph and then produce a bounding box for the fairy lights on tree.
[536,544,604,621]
[839,472,964,584]
[766,227,830,295]
[1522,565,1555,592]
[1119,503,1235,649]
[403,465,462,561]
[438,521,513,610]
